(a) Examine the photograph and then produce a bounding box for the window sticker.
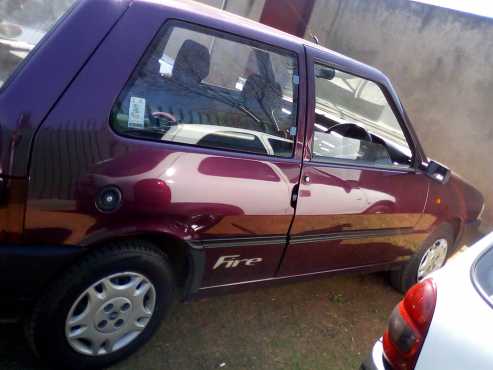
[128,97,146,128]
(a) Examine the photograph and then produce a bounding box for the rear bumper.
[361,338,392,370]
[0,244,83,317]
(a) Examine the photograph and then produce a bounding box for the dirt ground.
[0,231,482,370]
[0,273,402,370]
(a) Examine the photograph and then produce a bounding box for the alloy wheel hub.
[93,297,133,334]
[65,272,156,356]
[417,238,448,281]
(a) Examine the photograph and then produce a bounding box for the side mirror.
[0,22,23,38]
[425,160,450,184]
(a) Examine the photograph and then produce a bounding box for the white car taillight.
[383,279,437,370]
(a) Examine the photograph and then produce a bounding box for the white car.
[162,123,293,157]
[362,232,493,370]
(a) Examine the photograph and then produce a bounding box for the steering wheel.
[328,123,373,143]
[151,111,177,128]
[328,122,375,161]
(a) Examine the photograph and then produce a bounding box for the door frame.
[272,45,431,277]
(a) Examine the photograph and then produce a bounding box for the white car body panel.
[415,232,493,370]
[162,124,293,156]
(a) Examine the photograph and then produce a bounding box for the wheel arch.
[82,231,205,300]
[425,217,463,250]
[447,217,462,239]
[445,217,464,249]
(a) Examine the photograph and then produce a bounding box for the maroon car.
[0,0,483,368]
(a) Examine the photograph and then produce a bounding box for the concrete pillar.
[260,0,315,37]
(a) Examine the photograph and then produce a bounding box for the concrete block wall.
[196,0,265,20]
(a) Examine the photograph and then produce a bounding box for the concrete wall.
[199,0,493,228]
[198,0,265,20]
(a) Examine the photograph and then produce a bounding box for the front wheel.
[26,240,175,370]
[390,223,456,293]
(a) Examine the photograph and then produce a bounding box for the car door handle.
[303,175,311,184]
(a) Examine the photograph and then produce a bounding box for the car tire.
[390,223,456,293]
[25,240,175,370]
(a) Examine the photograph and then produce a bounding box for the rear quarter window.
[0,0,76,89]
[110,20,299,158]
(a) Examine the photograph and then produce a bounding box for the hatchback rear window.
[0,0,76,88]
[472,245,493,307]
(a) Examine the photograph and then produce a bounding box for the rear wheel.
[390,223,456,293]
[26,240,175,370]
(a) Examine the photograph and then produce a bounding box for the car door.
[24,3,306,287]
[279,46,429,276]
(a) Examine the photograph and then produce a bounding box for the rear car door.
[25,2,307,287]
[279,46,429,276]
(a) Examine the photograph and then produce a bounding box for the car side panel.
[24,1,306,287]
[200,241,286,287]
[280,165,430,275]
[418,173,484,234]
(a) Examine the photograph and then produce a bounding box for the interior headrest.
[172,40,210,86]
[241,74,265,100]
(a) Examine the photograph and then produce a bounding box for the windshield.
[0,0,76,88]
[472,240,493,308]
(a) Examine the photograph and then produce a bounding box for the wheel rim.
[65,272,156,356]
[417,238,448,281]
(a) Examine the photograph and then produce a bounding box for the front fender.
[421,172,483,233]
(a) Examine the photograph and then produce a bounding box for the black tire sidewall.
[33,248,175,370]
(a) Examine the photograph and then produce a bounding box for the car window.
[111,21,299,158]
[0,0,76,89]
[268,137,293,157]
[312,64,412,167]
